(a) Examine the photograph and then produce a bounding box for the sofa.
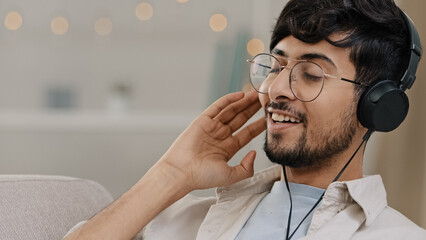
[0,175,113,240]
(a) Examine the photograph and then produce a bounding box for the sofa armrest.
[0,175,113,240]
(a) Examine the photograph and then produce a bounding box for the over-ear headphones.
[357,9,422,132]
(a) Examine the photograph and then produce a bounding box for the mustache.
[265,102,307,123]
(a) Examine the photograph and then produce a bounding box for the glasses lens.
[249,54,280,93]
[290,62,325,102]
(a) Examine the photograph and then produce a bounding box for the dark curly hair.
[270,0,411,96]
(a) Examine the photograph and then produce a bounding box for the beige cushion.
[0,175,113,240]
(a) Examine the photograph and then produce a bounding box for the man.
[65,0,426,239]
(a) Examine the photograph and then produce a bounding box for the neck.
[281,136,366,189]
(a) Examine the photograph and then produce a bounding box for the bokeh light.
[51,17,69,35]
[247,38,265,56]
[95,18,113,36]
[5,11,23,30]
[135,3,153,21]
[209,14,227,32]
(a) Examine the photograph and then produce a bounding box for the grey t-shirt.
[235,181,325,240]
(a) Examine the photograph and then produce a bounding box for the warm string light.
[209,13,227,32]
[51,17,69,35]
[247,38,265,56]
[4,5,235,37]
[95,18,113,36]
[5,11,23,30]
[135,3,153,21]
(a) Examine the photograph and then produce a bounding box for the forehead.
[273,35,355,75]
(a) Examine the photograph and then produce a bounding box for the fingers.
[234,118,266,149]
[202,92,245,119]
[226,151,256,185]
[227,100,262,133]
[215,90,259,124]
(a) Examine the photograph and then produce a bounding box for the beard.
[264,101,357,169]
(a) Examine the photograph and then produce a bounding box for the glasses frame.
[247,53,369,102]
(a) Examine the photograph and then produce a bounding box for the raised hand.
[63,91,266,240]
[157,90,266,192]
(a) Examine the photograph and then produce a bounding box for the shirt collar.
[216,165,281,202]
[216,165,387,225]
[325,175,387,226]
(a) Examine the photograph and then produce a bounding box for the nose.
[267,66,297,102]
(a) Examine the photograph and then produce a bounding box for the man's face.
[259,35,362,169]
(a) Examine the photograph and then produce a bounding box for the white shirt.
[142,165,426,240]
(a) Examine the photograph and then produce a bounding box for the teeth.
[272,113,285,122]
[271,113,301,123]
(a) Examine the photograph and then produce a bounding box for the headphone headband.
[357,9,422,132]
[399,10,422,90]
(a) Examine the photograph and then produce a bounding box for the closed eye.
[303,72,323,82]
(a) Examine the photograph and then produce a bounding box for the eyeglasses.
[247,53,367,102]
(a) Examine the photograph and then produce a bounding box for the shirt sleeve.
[63,220,146,240]
[62,220,87,239]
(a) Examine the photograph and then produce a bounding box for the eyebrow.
[271,48,337,68]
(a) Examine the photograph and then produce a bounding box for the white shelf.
[0,111,199,133]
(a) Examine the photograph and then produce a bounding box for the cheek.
[305,104,335,131]
[305,91,356,133]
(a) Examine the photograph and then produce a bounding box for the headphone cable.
[283,128,374,240]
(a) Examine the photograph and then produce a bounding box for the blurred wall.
[0,0,285,197]
[367,0,426,229]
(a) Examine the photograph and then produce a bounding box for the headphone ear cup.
[357,80,409,132]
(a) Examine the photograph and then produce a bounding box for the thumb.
[226,151,256,185]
